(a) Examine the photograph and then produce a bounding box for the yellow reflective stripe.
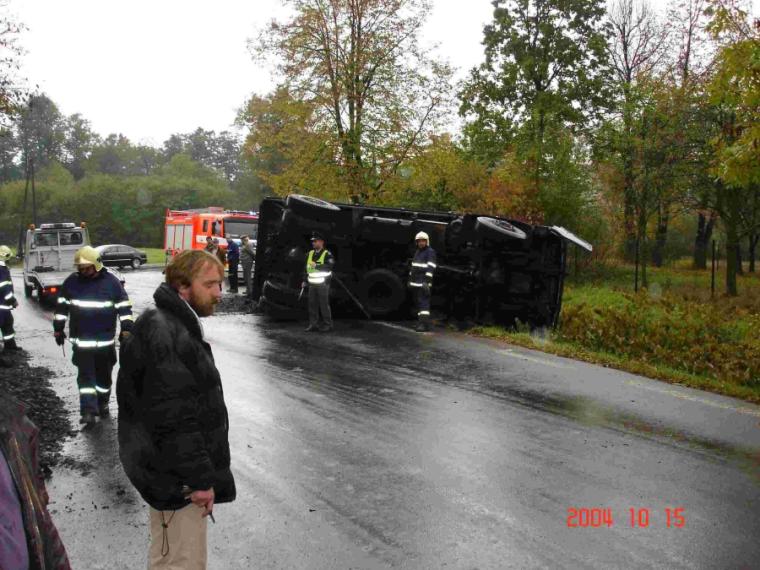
[114,300,132,309]
[3,293,12,300]
[119,315,134,322]
[71,338,115,348]
[95,386,110,393]
[0,305,12,310]
[71,300,114,308]
[79,388,97,395]
[425,272,433,277]
[3,333,15,340]
[0,280,11,287]
[54,315,68,321]
[411,262,427,268]
[427,262,437,268]
[409,282,424,288]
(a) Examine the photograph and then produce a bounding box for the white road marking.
[496,349,574,370]
[625,379,760,419]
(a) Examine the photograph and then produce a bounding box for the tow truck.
[21,222,124,303]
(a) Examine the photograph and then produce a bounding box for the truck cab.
[21,222,124,302]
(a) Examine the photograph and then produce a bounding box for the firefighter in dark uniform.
[0,245,20,350]
[54,246,134,424]
[408,231,437,332]
[303,232,335,332]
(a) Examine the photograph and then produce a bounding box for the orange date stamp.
[566,507,685,528]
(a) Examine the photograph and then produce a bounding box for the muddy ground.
[0,348,74,476]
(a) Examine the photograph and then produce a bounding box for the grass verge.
[470,263,760,405]
[470,326,760,404]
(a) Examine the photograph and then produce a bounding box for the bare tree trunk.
[652,206,669,267]
[693,212,715,269]
[736,242,744,275]
[749,233,758,273]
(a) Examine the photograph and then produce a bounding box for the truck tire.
[359,269,405,317]
[280,209,334,235]
[262,279,301,307]
[286,194,341,220]
[475,216,528,242]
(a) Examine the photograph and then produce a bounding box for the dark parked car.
[253,195,592,328]
[94,244,147,269]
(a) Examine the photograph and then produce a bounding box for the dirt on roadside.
[0,349,74,477]
[215,293,259,314]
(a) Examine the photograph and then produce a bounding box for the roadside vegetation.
[1,0,758,402]
[473,262,760,403]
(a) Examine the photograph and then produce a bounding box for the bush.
[559,291,760,388]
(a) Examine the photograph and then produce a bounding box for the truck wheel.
[131,257,142,269]
[286,194,341,220]
[262,280,301,307]
[359,269,405,317]
[475,216,528,242]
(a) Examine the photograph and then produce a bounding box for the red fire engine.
[164,207,259,258]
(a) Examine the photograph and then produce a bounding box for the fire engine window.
[203,220,209,233]
[211,221,219,235]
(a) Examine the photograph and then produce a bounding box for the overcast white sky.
[10,0,752,145]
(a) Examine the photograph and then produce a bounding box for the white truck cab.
[22,222,124,302]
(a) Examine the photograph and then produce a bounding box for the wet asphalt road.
[6,267,760,569]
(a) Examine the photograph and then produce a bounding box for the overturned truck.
[252,195,591,328]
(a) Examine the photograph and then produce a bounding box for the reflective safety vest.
[0,261,15,312]
[307,249,332,286]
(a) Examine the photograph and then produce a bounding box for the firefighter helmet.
[311,232,325,241]
[414,231,429,242]
[0,245,12,261]
[74,246,103,271]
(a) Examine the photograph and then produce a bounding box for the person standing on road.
[1,395,72,569]
[303,232,334,332]
[0,245,20,351]
[226,238,240,293]
[53,246,134,425]
[408,231,436,332]
[204,236,216,255]
[212,238,226,267]
[117,250,236,570]
[240,235,255,297]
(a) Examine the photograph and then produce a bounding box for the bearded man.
[116,250,236,570]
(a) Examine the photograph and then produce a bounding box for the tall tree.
[62,113,101,180]
[460,0,611,195]
[0,1,26,121]
[607,0,668,259]
[705,0,760,294]
[18,94,66,170]
[253,0,453,202]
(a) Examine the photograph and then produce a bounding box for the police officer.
[54,246,133,424]
[408,231,436,332]
[303,232,334,332]
[0,245,20,350]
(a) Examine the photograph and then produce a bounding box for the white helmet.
[0,245,12,261]
[415,231,429,242]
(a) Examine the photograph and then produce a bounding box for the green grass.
[472,263,760,404]
[142,247,168,265]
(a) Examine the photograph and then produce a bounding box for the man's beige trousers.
[148,504,208,570]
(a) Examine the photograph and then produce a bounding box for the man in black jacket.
[117,250,235,570]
